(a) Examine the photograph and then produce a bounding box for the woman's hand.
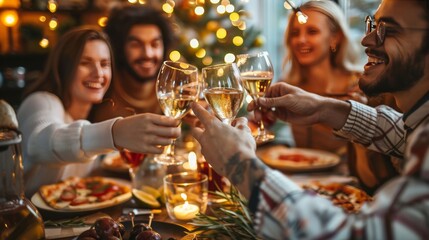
[112,113,181,154]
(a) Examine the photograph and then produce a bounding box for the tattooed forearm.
[225,153,241,177]
[225,153,267,198]
[230,159,248,185]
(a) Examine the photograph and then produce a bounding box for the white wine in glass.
[155,61,199,165]
[202,63,244,125]
[236,51,275,143]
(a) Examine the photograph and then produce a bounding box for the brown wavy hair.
[24,26,115,109]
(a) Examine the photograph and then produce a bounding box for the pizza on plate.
[302,181,373,213]
[38,176,131,210]
[257,145,340,170]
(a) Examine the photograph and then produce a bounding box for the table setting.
[1,55,374,240]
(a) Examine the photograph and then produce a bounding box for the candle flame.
[188,152,198,170]
[181,193,187,201]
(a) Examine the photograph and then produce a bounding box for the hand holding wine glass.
[202,63,244,125]
[236,51,275,143]
[155,61,199,165]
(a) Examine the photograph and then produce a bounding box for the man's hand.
[191,103,267,198]
[191,103,256,177]
[248,82,351,130]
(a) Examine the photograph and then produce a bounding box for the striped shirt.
[251,98,429,239]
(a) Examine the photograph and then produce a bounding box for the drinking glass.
[155,61,200,165]
[164,172,208,221]
[202,63,244,125]
[236,51,275,143]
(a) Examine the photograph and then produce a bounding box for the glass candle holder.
[164,172,208,221]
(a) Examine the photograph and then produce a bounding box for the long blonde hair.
[283,0,362,85]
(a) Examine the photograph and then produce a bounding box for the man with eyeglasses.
[189,0,429,239]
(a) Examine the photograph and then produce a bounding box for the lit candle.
[173,193,200,220]
[182,151,198,171]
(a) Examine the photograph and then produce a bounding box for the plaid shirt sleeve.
[334,100,405,158]
[252,115,429,239]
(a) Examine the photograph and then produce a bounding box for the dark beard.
[122,61,160,84]
[359,51,425,97]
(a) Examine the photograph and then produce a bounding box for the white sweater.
[17,92,120,196]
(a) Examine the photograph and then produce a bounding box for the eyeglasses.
[365,15,429,46]
[365,16,387,45]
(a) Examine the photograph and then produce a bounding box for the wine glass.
[202,63,244,125]
[236,51,275,143]
[155,61,200,165]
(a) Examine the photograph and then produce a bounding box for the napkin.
[45,226,90,239]
[44,212,109,239]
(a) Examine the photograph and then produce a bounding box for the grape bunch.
[77,217,163,240]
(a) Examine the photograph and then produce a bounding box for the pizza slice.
[39,176,131,210]
[302,181,373,213]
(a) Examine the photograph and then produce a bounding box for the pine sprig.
[188,185,261,240]
[44,216,87,228]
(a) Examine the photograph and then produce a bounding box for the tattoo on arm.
[230,159,248,185]
[226,153,267,194]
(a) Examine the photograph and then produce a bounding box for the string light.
[202,56,213,65]
[48,0,57,13]
[196,49,206,58]
[224,53,235,63]
[216,5,226,14]
[225,4,234,13]
[284,0,308,24]
[229,12,239,21]
[162,2,174,14]
[98,17,108,27]
[49,18,58,30]
[296,11,308,24]
[194,6,204,15]
[169,50,181,61]
[284,1,292,10]
[237,21,246,30]
[190,38,199,48]
[39,38,49,48]
[232,36,243,46]
[216,28,227,39]
[0,10,18,27]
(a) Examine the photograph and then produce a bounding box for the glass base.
[254,132,275,144]
[154,154,186,165]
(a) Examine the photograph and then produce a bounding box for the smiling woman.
[279,0,365,153]
[17,26,182,197]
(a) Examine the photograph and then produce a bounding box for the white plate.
[289,175,357,186]
[101,151,130,173]
[31,178,132,213]
[257,145,341,172]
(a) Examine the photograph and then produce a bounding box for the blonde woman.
[282,0,364,153]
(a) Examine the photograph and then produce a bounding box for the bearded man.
[90,5,175,121]
[189,0,429,238]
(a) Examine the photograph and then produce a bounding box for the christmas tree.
[159,0,264,69]
[18,0,263,68]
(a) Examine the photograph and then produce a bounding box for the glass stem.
[164,139,176,157]
[258,106,266,136]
